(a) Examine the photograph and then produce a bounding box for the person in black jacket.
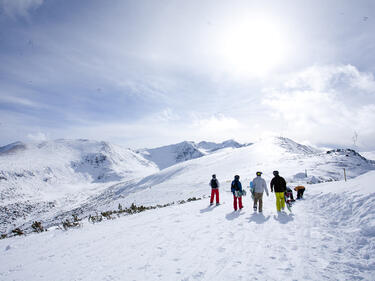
[270,170,287,212]
[231,175,243,211]
[209,174,220,206]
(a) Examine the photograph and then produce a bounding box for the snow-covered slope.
[362,151,375,161]
[67,137,375,219]
[0,141,26,155]
[1,170,374,281]
[0,139,158,232]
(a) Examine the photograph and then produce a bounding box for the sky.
[0,0,375,150]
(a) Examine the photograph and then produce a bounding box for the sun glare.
[219,19,287,76]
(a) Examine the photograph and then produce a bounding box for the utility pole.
[343,168,347,182]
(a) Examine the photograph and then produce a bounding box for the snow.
[1,171,375,280]
[0,139,158,233]
[1,136,374,235]
[139,141,204,170]
[362,151,375,161]
[1,136,375,280]
[138,139,244,170]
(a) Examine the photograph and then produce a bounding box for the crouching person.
[294,185,306,199]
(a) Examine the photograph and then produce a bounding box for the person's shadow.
[200,206,216,213]
[225,211,245,220]
[273,212,294,224]
[247,213,271,224]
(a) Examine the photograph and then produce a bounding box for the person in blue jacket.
[231,175,243,211]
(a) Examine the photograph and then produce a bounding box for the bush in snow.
[31,221,45,233]
[88,213,103,224]
[12,228,24,236]
[0,234,7,239]
[62,214,81,230]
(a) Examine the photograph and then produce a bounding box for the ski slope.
[1,171,374,280]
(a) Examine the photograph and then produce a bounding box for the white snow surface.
[362,151,375,161]
[1,170,375,281]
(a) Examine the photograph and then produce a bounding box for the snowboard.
[284,194,292,212]
[250,181,255,200]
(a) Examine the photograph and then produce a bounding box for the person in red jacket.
[209,174,220,206]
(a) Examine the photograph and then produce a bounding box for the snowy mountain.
[197,139,245,153]
[138,141,204,170]
[138,139,245,169]
[0,141,26,155]
[1,136,374,238]
[0,139,158,233]
[362,151,375,160]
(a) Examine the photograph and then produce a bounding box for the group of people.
[209,171,306,213]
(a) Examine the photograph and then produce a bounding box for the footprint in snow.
[217,247,226,253]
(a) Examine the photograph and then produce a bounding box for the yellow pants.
[275,192,285,212]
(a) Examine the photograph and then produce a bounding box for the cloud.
[0,0,43,18]
[0,93,43,108]
[284,64,375,94]
[188,114,243,141]
[155,108,181,122]
[27,132,48,142]
[262,64,375,148]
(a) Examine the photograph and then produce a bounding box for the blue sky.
[1,0,375,150]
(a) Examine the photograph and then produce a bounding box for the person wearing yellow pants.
[270,171,287,212]
[275,192,285,212]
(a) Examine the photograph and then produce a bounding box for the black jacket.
[270,176,286,193]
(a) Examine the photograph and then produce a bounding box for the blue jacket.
[231,180,242,194]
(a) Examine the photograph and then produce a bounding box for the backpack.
[211,179,218,188]
[232,180,240,191]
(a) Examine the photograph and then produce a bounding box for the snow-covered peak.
[140,141,204,170]
[275,137,322,154]
[0,141,26,155]
[139,139,247,170]
[197,139,244,152]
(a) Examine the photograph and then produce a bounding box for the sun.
[218,19,287,76]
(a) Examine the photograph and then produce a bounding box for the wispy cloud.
[0,93,43,108]
[0,0,43,19]
[27,131,48,142]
